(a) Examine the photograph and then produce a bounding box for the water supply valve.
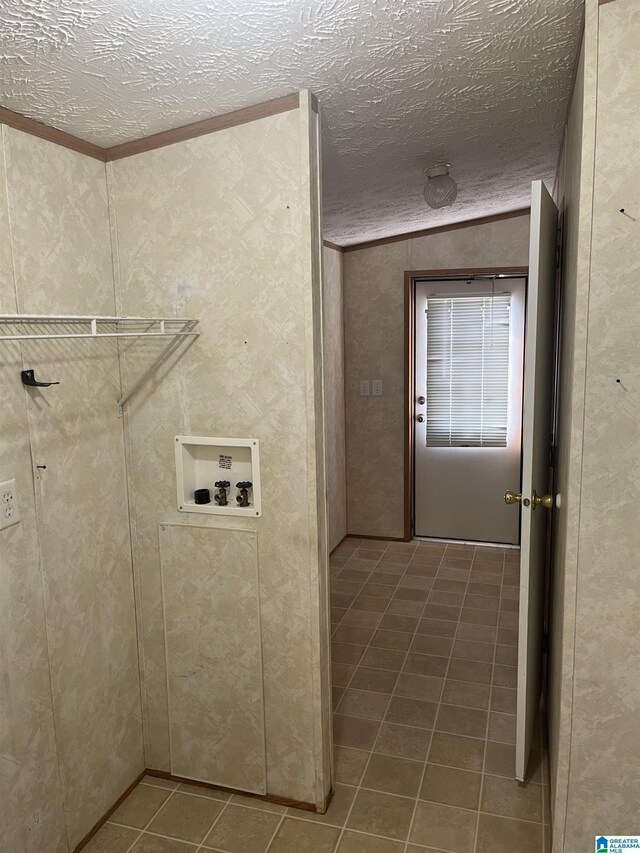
[236,481,253,508]
[214,480,230,506]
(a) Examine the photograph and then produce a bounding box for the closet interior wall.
[0,90,330,852]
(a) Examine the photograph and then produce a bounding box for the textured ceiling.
[0,0,583,244]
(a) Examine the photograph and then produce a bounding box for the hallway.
[330,537,550,852]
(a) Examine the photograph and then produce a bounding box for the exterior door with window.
[414,277,526,544]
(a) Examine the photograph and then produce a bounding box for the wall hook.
[21,369,60,388]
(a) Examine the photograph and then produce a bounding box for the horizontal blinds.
[425,295,511,448]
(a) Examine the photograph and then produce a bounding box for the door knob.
[417,396,426,405]
[504,490,522,505]
[532,490,554,510]
[416,414,425,423]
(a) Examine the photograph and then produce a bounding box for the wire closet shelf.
[0,313,200,416]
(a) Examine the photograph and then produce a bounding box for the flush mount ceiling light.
[423,164,458,209]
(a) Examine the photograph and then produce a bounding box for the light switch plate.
[372,379,383,396]
[0,479,20,531]
[360,380,370,396]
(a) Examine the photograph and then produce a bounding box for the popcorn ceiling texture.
[0,0,583,243]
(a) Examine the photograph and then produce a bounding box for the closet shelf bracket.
[0,314,200,417]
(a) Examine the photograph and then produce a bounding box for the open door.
[505,180,558,781]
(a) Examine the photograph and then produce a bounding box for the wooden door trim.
[404,266,529,542]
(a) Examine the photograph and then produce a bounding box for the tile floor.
[86,537,550,853]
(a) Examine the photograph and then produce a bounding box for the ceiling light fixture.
[423,164,457,209]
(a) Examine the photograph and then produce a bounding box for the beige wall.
[0,128,143,850]
[323,245,347,552]
[550,0,640,848]
[343,216,531,539]
[108,94,331,805]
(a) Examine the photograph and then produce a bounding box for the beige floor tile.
[455,622,497,644]
[441,678,490,711]
[332,625,376,646]
[495,644,518,666]
[85,823,140,853]
[403,653,449,678]
[337,830,405,852]
[347,789,415,841]
[362,753,423,797]
[394,673,443,702]
[380,614,420,633]
[371,629,414,651]
[353,595,390,612]
[484,741,516,778]
[332,642,366,664]
[334,714,381,749]
[481,775,543,822]
[110,785,170,829]
[360,646,406,670]
[422,604,461,622]
[428,590,464,607]
[177,783,230,801]
[447,658,493,685]
[428,732,485,772]
[350,666,398,694]
[338,688,390,720]
[416,618,457,638]
[410,634,453,657]
[420,763,482,810]
[374,721,432,760]
[229,794,286,812]
[289,783,356,826]
[202,804,280,852]
[409,801,477,852]
[491,687,517,714]
[131,835,196,852]
[475,813,543,853]
[147,793,223,844]
[488,711,516,744]
[399,575,433,591]
[341,609,383,628]
[332,663,356,687]
[493,665,517,689]
[435,704,488,738]
[334,746,370,785]
[268,817,340,853]
[460,608,498,627]
[385,696,438,729]
[451,639,495,663]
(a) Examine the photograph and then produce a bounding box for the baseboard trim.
[74,768,331,850]
[73,770,145,852]
[330,534,349,556]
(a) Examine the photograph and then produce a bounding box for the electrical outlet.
[372,379,383,396]
[360,380,370,396]
[0,479,19,531]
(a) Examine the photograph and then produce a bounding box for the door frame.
[403,266,529,541]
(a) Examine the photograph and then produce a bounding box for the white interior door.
[414,277,525,544]
[512,180,558,781]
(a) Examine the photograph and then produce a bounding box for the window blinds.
[425,295,511,448]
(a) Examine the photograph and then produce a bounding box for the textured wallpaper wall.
[550,1,640,848]
[323,245,347,552]
[342,215,531,539]
[0,127,143,850]
[108,96,331,805]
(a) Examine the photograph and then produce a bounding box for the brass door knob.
[532,490,554,510]
[504,490,522,505]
